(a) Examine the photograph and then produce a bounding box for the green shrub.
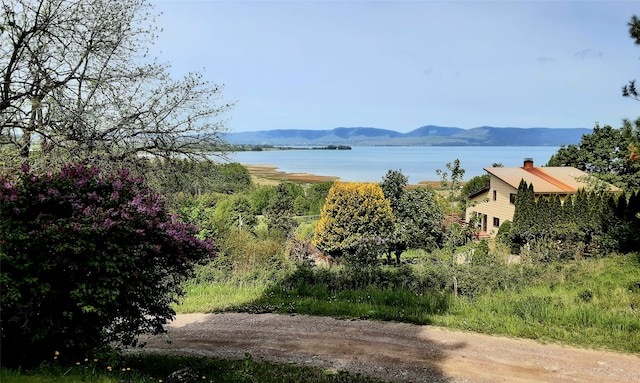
[0,164,214,367]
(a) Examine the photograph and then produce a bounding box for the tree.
[0,164,213,367]
[547,121,640,190]
[0,0,231,179]
[436,159,465,217]
[380,169,408,212]
[265,183,298,236]
[622,15,640,101]
[510,180,536,248]
[380,170,443,263]
[395,187,444,251]
[212,194,256,235]
[313,181,394,263]
[436,159,465,262]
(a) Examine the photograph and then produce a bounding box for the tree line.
[501,180,640,260]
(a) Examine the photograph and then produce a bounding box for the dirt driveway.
[138,313,640,383]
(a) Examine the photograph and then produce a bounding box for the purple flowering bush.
[0,164,214,367]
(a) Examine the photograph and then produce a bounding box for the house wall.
[465,175,517,238]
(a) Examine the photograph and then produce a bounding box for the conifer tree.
[511,180,536,245]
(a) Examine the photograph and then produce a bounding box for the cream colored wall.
[465,175,517,238]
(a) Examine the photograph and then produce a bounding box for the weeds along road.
[138,313,640,383]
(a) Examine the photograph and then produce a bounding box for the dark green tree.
[212,195,257,235]
[511,180,536,248]
[395,187,444,251]
[547,121,640,190]
[265,183,298,236]
[380,169,409,212]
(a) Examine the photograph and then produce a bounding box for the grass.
[1,354,384,383]
[177,281,267,313]
[176,252,640,354]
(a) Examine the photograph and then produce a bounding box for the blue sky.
[151,0,639,133]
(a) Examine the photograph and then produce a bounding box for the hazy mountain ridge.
[224,126,590,146]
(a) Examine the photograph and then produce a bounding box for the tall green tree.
[547,121,640,189]
[265,183,298,236]
[380,169,408,212]
[313,182,394,263]
[0,0,231,180]
[380,170,443,263]
[511,180,536,246]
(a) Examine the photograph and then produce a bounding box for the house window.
[509,193,516,204]
[492,190,497,201]
[493,217,500,227]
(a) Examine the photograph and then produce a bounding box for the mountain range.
[223,126,591,146]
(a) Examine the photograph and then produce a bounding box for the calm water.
[227,146,560,183]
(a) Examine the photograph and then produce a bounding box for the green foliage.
[313,182,394,261]
[436,158,466,214]
[265,183,298,236]
[248,185,277,215]
[547,121,640,190]
[509,180,640,259]
[381,170,443,262]
[212,195,257,235]
[380,169,408,212]
[395,187,444,251]
[147,160,252,197]
[293,181,333,216]
[622,15,640,101]
[0,164,214,367]
[461,174,490,199]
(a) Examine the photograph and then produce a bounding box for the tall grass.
[177,251,640,353]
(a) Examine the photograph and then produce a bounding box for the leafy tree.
[380,170,443,262]
[0,0,231,181]
[212,194,256,235]
[461,174,489,198]
[547,121,640,190]
[248,185,277,215]
[622,15,640,101]
[380,169,408,212]
[148,161,252,197]
[293,181,333,216]
[436,159,466,217]
[394,187,444,252]
[265,183,298,236]
[313,182,394,263]
[436,159,465,272]
[0,164,213,367]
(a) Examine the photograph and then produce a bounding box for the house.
[465,158,618,238]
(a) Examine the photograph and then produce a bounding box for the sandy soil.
[137,313,640,383]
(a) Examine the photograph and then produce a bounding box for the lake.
[227,146,561,183]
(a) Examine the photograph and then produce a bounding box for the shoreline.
[243,164,339,185]
[243,164,451,188]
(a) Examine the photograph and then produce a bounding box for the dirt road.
[139,313,640,383]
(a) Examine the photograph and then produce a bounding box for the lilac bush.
[0,164,214,367]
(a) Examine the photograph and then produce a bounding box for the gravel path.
[137,313,640,383]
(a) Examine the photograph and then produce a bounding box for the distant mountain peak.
[224,126,591,147]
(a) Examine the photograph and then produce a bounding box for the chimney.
[523,158,534,169]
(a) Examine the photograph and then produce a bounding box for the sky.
[151,0,639,133]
